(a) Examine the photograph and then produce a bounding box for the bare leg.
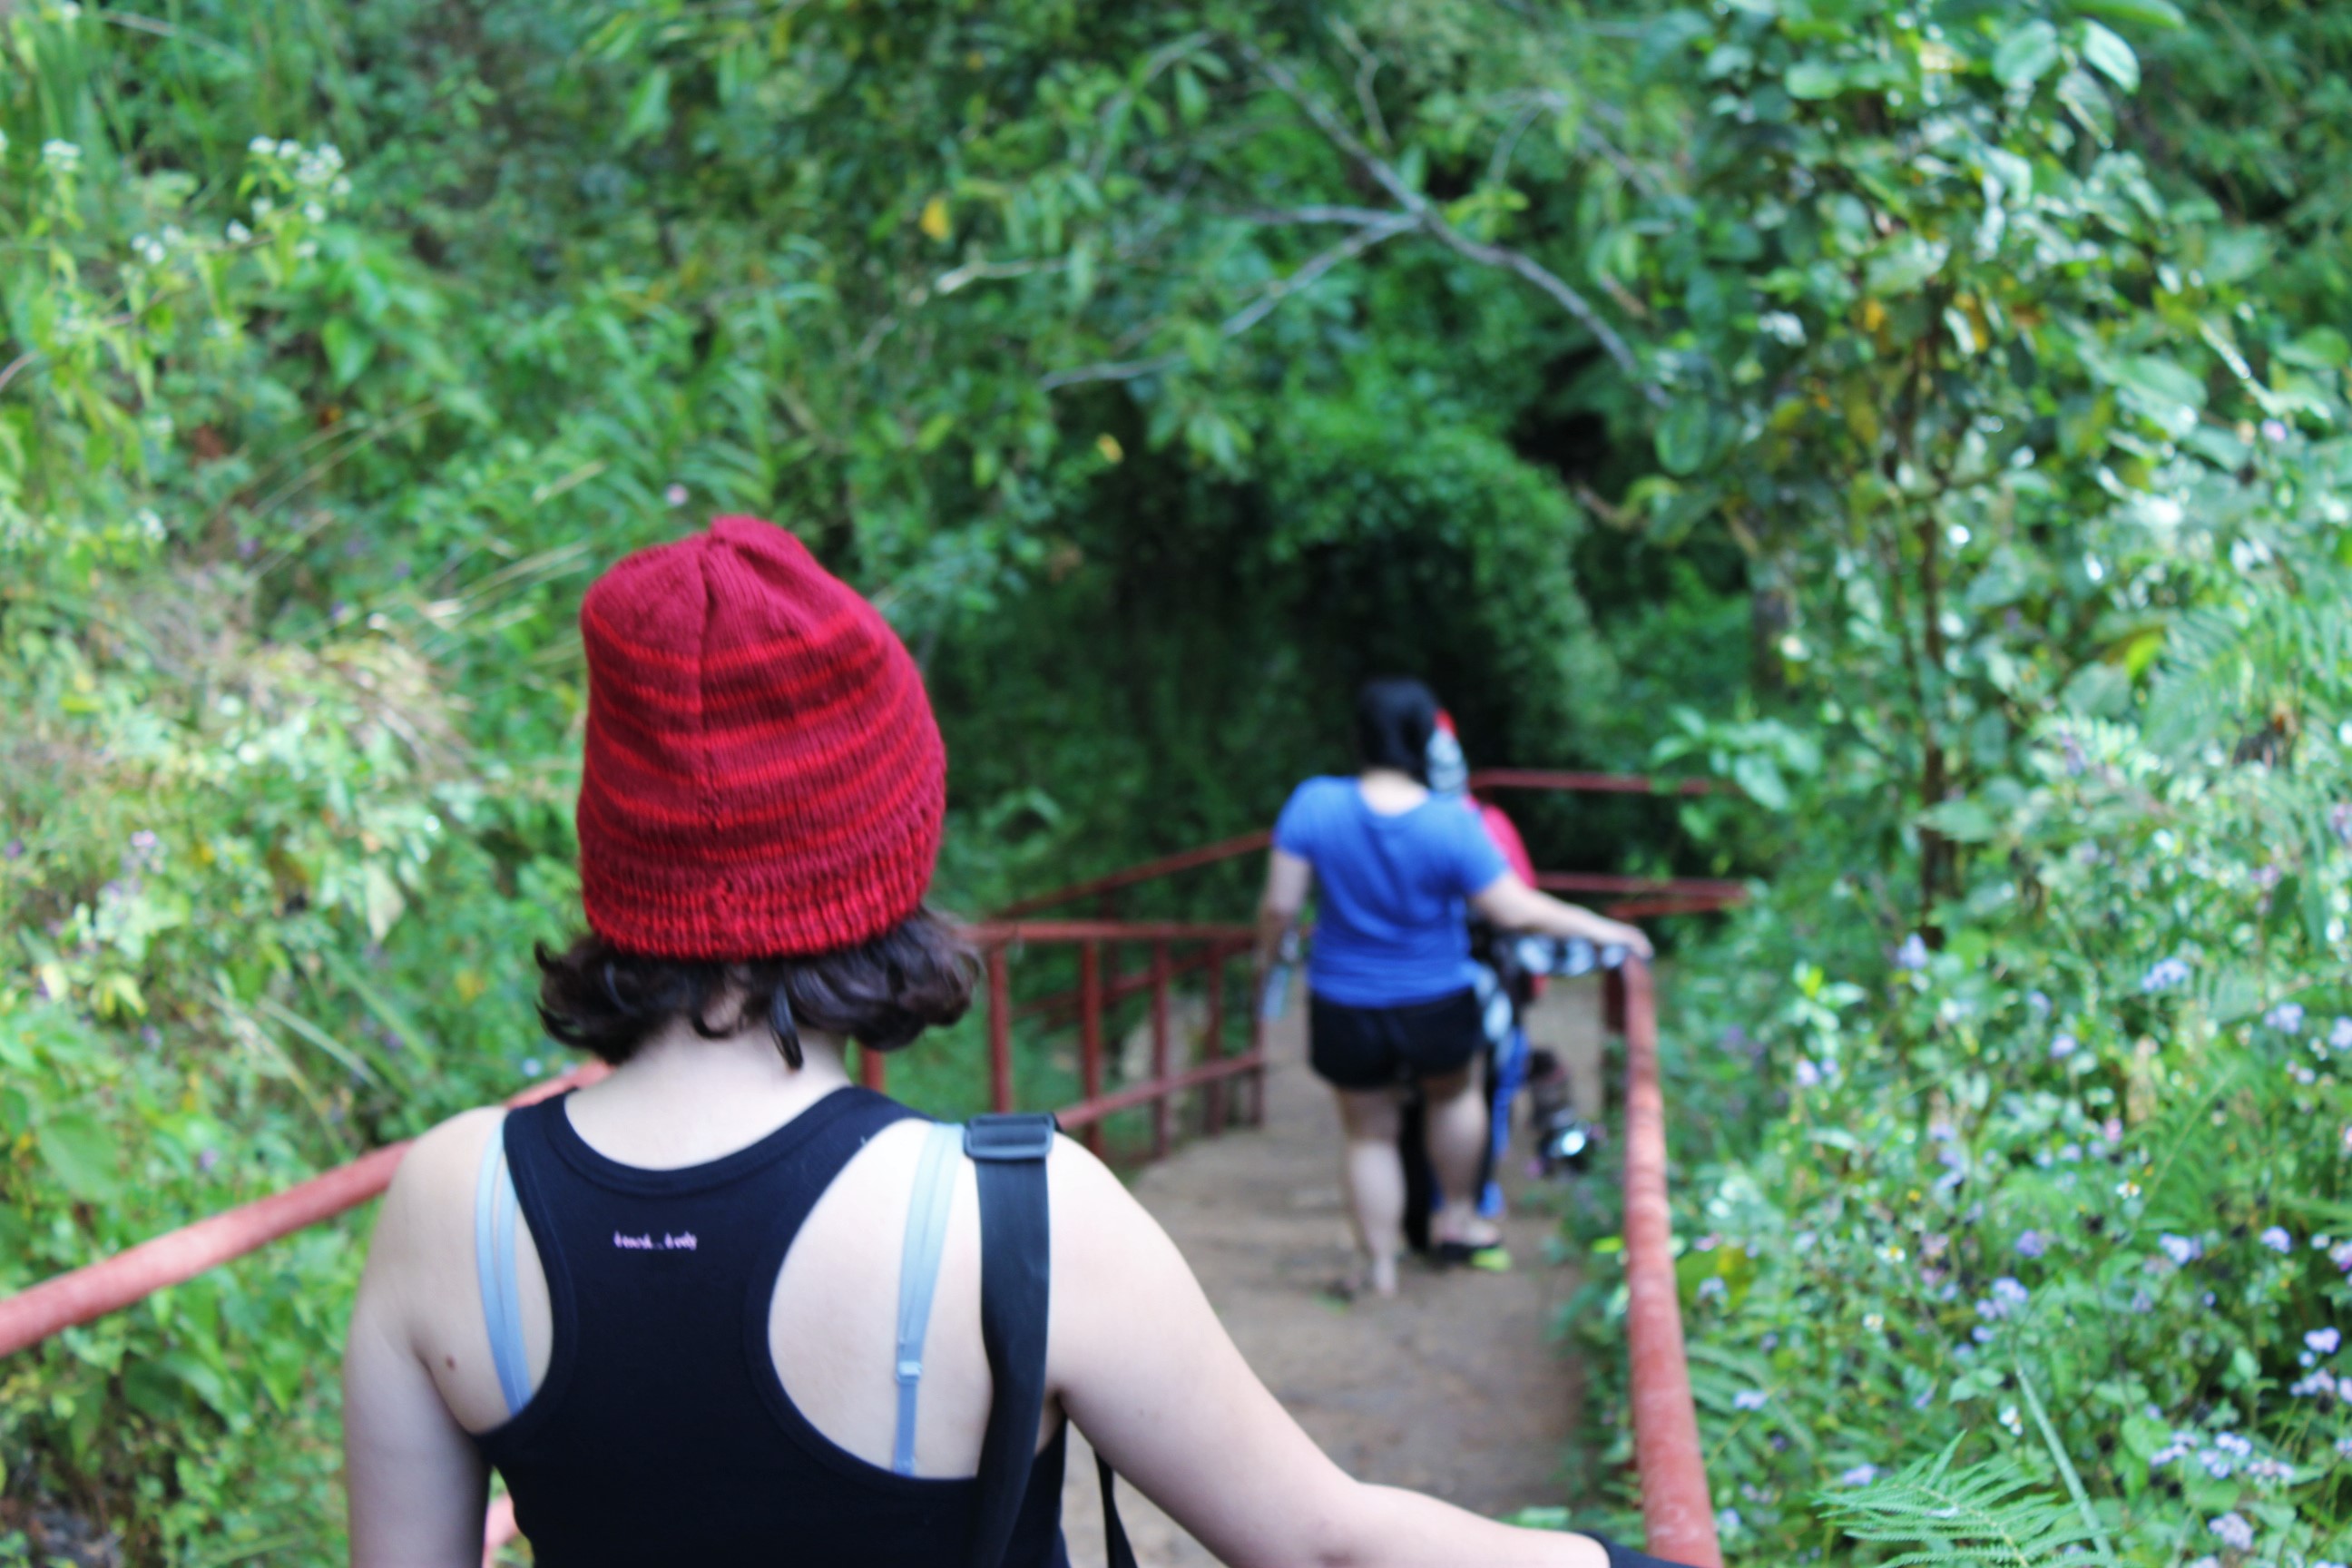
[1333,1087,1404,1297]
[1420,1066,1499,1247]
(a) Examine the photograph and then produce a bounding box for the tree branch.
[1041,214,1415,390]
[1239,44,1666,407]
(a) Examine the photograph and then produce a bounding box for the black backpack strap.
[1097,1451,1138,1568]
[963,1112,1138,1568]
[964,1113,1058,1568]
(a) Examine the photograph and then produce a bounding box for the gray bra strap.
[472,1122,533,1418]
[892,1121,964,1475]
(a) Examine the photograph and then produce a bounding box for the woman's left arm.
[1470,871,1653,959]
[344,1134,493,1566]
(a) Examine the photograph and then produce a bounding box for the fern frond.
[1818,1436,2113,1568]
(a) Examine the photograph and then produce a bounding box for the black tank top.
[475,1086,1070,1566]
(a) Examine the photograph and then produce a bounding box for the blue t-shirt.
[1272,776,1509,1009]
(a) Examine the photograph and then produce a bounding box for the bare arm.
[344,1122,495,1567]
[1256,847,1313,975]
[1048,1141,1607,1568]
[1470,871,1654,960]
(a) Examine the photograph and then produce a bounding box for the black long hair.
[1355,676,1440,783]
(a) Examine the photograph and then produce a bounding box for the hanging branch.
[1239,43,1668,408]
[1040,212,1416,389]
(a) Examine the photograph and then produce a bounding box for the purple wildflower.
[2142,956,2191,993]
[2050,1033,2078,1060]
[2332,1017,2352,1052]
[1733,1389,1768,1411]
[2267,1001,2307,1034]
[1839,1464,1879,1486]
[2159,1233,2202,1266]
[1894,934,1930,971]
[2209,1513,2254,1552]
[2261,1227,2293,1253]
[2318,1328,2347,1355]
[2015,1230,2048,1259]
[2261,418,2289,443]
[198,1148,220,1173]
[665,483,690,506]
[1795,1058,1822,1088]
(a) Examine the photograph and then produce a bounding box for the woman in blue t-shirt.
[1258,678,1651,1298]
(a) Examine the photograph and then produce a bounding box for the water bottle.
[1260,930,1301,1021]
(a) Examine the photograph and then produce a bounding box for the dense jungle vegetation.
[4,0,2351,1561]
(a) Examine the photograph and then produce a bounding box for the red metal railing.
[1612,961,1722,1568]
[0,768,1738,1564]
[852,918,1266,1157]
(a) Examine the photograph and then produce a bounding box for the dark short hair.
[534,906,977,1067]
[1355,676,1439,782]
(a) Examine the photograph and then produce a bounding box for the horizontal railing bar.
[987,831,1273,919]
[1052,1051,1267,1132]
[0,1061,612,1360]
[1009,938,1248,1025]
[1468,769,1717,797]
[1602,894,1746,919]
[967,919,1259,946]
[1534,871,1747,900]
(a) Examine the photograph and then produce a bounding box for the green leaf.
[361,861,407,942]
[1730,753,1790,810]
[1655,399,1713,476]
[1785,60,1845,100]
[2111,354,2207,416]
[38,1112,122,1201]
[1865,236,1948,296]
[1919,799,1998,843]
[1993,20,2062,88]
[255,996,383,1088]
[1173,64,1208,127]
[2278,328,2350,370]
[620,65,672,148]
[2079,22,2138,91]
[319,318,374,387]
[2067,0,2184,25]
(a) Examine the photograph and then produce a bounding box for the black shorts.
[1308,988,1483,1091]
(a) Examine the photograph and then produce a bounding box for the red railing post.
[986,946,1013,1113]
[1078,941,1105,1154]
[1202,946,1228,1136]
[1149,941,1172,1160]
[1247,972,1269,1126]
[1098,889,1122,1013]
[1620,961,1722,1568]
[1603,964,1629,1036]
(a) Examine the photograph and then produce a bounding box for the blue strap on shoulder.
[472,1122,534,1419]
[891,1120,965,1475]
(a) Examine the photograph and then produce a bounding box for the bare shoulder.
[371,1106,507,1256]
[1044,1133,1187,1289]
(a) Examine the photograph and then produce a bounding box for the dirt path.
[1060,978,1605,1567]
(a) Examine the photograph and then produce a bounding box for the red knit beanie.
[574,516,946,958]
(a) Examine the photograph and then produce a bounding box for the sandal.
[1432,1231,1514,1271]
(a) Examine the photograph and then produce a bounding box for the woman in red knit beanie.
[341,519,1671,1568]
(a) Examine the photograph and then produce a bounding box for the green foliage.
[6,0,2351,1556]
[1818,1436,2111,1568]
